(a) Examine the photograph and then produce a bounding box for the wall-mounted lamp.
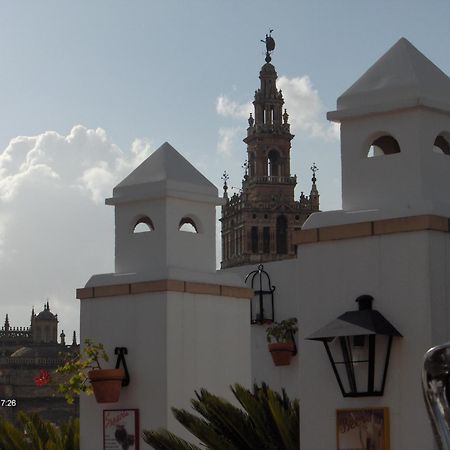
[307,295,402,397]
[245,264,275,324]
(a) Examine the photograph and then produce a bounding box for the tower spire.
[221,32,319,268]
[221,171,229,200]
[310,163,320,210]
[4,314,9,331]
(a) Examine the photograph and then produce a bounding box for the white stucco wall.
[80,292,167,450]
[166,292,251,437]
[297,230,450,450]
[225,258,301,400]
[340,106,450,218]
[114,196,217,276]
[80,289,251,449]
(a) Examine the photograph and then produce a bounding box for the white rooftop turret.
[320,38,450,221]
[329,37,450,121]
[108,141,218,204]
[105,142,223,279]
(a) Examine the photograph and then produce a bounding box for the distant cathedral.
[0,302,79,424]
[221,33,320,268]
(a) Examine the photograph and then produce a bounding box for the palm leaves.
[0,412,79,450]
[143,383,299,450]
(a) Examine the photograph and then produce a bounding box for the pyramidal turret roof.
[107,142,218,204]
[328,38,450,121]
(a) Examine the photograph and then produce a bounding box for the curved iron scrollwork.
[115,347,130,387]
[245,264,276,324]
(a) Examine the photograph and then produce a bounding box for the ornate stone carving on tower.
[221,32,320,268]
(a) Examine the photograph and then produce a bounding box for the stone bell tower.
[221,32,319,269]
[78,142,251,450]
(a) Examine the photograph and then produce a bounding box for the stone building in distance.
[220,32,319,268]
[0,302,79,424]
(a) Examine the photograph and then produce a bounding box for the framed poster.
[336,408,390,450]
[103,409,140,450]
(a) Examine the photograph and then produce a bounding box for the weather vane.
[261,29,275,63]
[310,163,318,183]
[221,171,229,197]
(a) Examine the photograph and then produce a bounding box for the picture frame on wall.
[103,409,140,450]
[336,407,390,450]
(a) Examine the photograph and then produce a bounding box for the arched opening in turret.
[276,215,288,255]
[433,134,450,155]
[179,217,198,233]
[268,150,280,177]
[367,135,400,157]
[264,105,274,125]
[133,217,154,233]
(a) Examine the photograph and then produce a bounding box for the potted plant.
[56,338,125,404]
[266,318,298,366]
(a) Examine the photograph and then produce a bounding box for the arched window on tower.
[367,135,401,157]
[263,227,270,253]
[179,217,198,233]
[433,133,450,155]
[276,215,288,255]
[264,105,274,125]
[133,216,154,233]
[251,227,259,253]
[268,150,280,177]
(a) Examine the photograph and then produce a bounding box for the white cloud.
[277,76,339,142]
[217,127,242,157]
[215,75,339,143]
[0,125,153,336]
[216,96,252,119]
[0,126,153,204]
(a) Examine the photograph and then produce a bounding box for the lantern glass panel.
[330,336,370,394]
[349,336,370,393]
[373,335,390,391]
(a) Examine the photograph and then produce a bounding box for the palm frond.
[143,428,202,450]
[143,383,300,450]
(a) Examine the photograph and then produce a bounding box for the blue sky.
[0,0,449,334]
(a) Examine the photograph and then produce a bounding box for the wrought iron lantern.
[307,295,402,397]
[245,264,275,324]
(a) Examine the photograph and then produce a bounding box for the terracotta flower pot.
[88,368,125,403]
[269,342,295,366]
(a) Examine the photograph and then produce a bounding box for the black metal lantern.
[245,264,275,324]
[307,295,402,397]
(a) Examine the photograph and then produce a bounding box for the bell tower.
[221,32,320,268]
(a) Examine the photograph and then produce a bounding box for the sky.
[1,0,450,337]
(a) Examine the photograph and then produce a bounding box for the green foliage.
[56,338,109,404]
[0,412,79,450]
[266,318,298,344]
[143,383,299,450]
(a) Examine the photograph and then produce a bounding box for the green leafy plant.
[143,383,299,450]
[56,338,109,404]
[266,317,298,344]
[0,411,79,450]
